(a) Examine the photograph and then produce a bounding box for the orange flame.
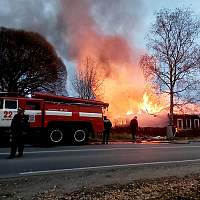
[99,62,168,127]
[138,92,164,115]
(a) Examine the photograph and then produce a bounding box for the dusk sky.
[137,0,200,48]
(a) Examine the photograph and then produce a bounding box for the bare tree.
[72,57,104,99]
[140,8,200,128]
[0,27,67,95]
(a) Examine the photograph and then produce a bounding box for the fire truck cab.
[0,93,109,145]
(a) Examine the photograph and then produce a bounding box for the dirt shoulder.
[0,161,200,200]
[57,174,200,200]
[1,173,200,200]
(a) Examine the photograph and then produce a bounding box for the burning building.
[58,0,173,129]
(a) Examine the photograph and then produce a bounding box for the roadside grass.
[89,126,200,143]
[174,136,200,141]
[110,132,132,141]
[89,131,132,143]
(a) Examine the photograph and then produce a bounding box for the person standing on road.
[8,107,29,159]
[103,116,112,144]
[130,116,138,142]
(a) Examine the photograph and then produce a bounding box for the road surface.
[1,142,200,178]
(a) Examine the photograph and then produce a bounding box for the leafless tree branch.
[72,57,104,99]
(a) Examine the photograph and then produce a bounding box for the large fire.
[103,78,168,127]
[139,92,164,115]
[99,62,168,127]
[60,1,200,128]
[59,1,170,127]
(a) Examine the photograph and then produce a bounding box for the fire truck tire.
[72,128,88,145]
[48,128,64,144]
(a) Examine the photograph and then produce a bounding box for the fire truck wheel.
[48,128,64,144]
[72,128,88,145]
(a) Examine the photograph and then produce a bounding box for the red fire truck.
[0,92,109,145]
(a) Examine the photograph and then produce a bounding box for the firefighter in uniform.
[103,116,112,144]
[8,107,29,159]
[130,116,138,142]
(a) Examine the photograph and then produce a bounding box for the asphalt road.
[0,143,200,178]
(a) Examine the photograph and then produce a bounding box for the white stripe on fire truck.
[79,112,102,118]
[45,110,72,116]
[25,110,42,115]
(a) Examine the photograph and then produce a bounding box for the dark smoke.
[0,0,145,64]
[59,0,145,62]
[0,0,146,91]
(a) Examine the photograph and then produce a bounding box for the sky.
[137,0,200,48]
[0,0,200,95]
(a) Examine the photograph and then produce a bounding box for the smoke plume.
[0,0,145,60]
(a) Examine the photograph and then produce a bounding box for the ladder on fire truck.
[32,92,109,107]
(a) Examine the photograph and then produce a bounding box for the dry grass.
[33,174,200,200]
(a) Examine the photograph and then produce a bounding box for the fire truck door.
[0,99,18,128]
[25,101,42,128]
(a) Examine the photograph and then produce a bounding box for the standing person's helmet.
[18,107,24,113]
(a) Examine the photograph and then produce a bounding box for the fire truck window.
[26,101,40,110]
[5,100,17,109]
[0,99,3,109]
